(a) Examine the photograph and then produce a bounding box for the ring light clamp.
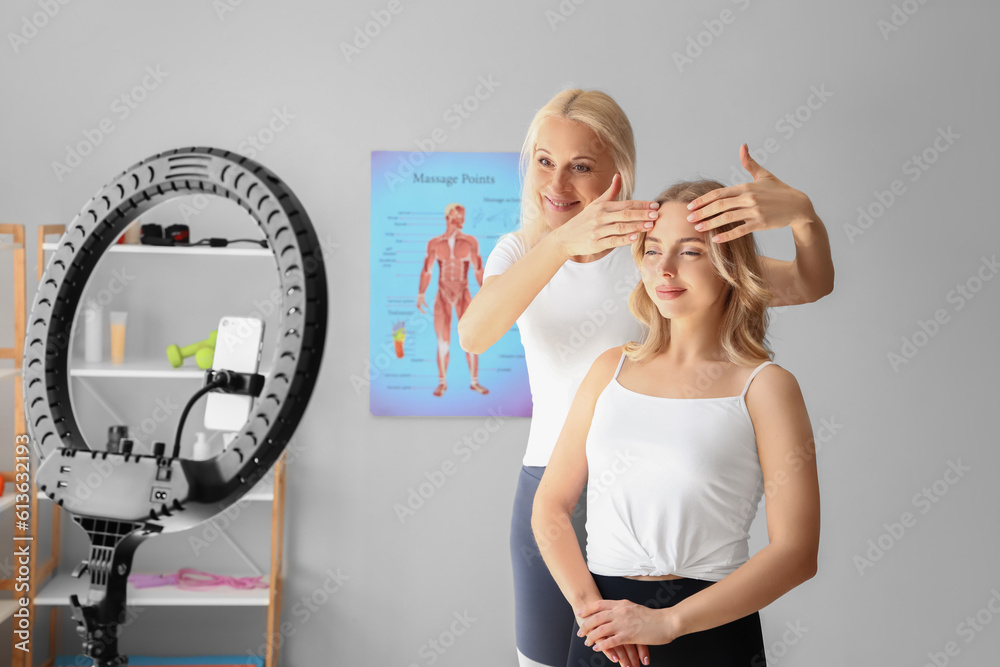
[22,147,328,665]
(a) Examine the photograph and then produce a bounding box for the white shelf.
[69,360,209,379]
[67,360,271,379]
[244,477,275,501]
[33,572,269,606]
[0,242,24,251]
[42,242,269,257]
[0,599,18,625]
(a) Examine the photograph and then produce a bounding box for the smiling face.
[640,202,730,320]
[528,116,615,230]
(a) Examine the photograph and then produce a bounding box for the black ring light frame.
[21,147,328,666]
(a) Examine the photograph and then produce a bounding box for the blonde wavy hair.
[512,88,637,248]
[623,180,773,366]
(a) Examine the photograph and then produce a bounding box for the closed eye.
[645,249,701,257]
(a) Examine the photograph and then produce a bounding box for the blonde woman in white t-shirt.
[458,89,833,667]
[532,178,821,666]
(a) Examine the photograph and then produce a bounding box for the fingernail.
[687,213,695,221]
[650,202,659,209]
[629,233,638,240]
[695,223,704,231]
[644,658,650,665]
[649,211,658,219]
[644,221,654,228]
[687,202,694,210]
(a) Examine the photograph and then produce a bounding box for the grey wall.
[1,0,998,665]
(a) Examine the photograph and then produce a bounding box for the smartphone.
[204,316,264,432]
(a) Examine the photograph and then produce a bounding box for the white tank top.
[585,351,773,582]
[483,233,645,466]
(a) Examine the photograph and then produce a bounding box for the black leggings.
[566,574,767,667]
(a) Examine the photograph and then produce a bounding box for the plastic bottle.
[84,302,102,363]
[192,432,211,460]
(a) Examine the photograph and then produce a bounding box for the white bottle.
[83,302,102,364]
[192,432,211,460]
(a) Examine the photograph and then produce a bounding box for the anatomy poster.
[369,150,531,417]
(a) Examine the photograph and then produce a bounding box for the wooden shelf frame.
[15,225,288,667]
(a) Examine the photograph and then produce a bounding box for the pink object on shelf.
[128,568,267,590]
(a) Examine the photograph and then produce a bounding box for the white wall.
[2,0,998,665]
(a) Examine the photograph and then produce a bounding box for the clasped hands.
[575,598,682,666]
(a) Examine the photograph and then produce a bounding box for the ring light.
[22,147,328,665]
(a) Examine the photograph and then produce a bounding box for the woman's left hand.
[576,598,681,652]
[685,143,817,243]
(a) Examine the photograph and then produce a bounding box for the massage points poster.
[369,150,532,417]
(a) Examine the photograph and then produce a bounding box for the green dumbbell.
[195,345,215,370]
[166,330,218,368]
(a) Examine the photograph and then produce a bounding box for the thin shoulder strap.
[613,351,628,380]
[740,360,775,398]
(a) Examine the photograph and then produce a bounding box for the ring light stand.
[21,148,328,666]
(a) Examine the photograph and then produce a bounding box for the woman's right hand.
[552,174,660,258]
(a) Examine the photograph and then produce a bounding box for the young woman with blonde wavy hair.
[532,180,821,666]
[458,89,833,667]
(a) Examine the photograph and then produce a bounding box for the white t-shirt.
[482,233,645,467]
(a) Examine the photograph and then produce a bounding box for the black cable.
[187,238,268,248]
[173,374,229,457]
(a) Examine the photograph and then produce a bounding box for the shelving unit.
[25,226,288,667]
[40,242,270,257]
[0,224,31,667]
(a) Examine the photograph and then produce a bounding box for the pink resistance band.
[128,568,268,590]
